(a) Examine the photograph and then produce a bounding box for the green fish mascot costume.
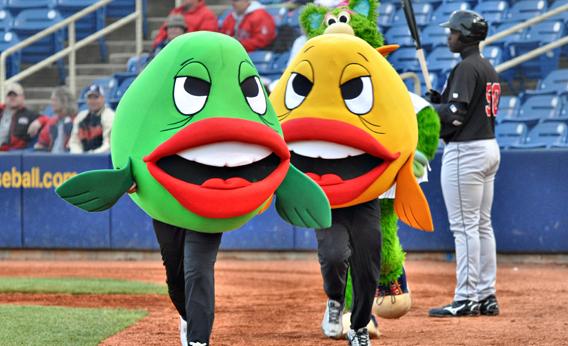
[299,0,440,335]
[56,32,331,345]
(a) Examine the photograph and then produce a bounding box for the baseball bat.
[400,0,433,91]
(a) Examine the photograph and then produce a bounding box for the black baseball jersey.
[440,46,501,142]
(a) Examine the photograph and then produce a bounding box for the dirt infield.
[1,258,567,345]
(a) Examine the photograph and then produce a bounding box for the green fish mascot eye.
[56,32,331,345]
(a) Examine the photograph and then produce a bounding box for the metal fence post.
[0,55,5,104]
[136,0,143,56]
[69,23,76,97]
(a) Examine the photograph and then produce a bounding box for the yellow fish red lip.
[282,118,400,205]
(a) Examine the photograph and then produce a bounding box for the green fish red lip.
[144,117,290,218]
[282,118,399,206]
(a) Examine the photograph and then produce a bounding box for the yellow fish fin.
[377,45,400,57]
[394,153,434,232]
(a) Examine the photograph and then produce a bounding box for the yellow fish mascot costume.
[270,31,433,345]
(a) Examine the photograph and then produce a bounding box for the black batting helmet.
[440,10,488,43]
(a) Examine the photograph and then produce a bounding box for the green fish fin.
[275,164,331,229]
[55,159,134,212]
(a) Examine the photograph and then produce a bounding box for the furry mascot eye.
[338,11,351,24]
[324,14,338,27]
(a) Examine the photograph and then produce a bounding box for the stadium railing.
[0,0,144,103]
[480,3,568,77]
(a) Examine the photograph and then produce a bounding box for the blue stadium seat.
[285,8,300,28]
[109,76,135,109]
[270,51,290,74]
[249,50,275,75]
[413,0,442,5]
[430,2,470,24]
[510,94,562,125]
[0,31,20,77]
[12,8,65,81]
[482,45,503,67]
[512,121,568,149]
[55,0,107,61]
[443,0,478,7]
[387,47,419,72]
[503,0,547,23]
[493,21,527,48]
[495,121,528,148]
[112,71,136,87]
[390,3,433,27]
[506,20,565,80]
[0,8,13,30]
[525,69,568,96]
[5,0,55,16]
[549,0,568,22]
[554,97,568,122]
[427,47,460,74]
[377,2,397,28]
[78,76,118,104]
[384,24,414,47]
[421,24,449,50]
[126,53,149,74]
[266,6,288,27]
[474,1,509,25]
[496,95,520,123]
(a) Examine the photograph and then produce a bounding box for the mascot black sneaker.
[322,299,343,338]
[428,300,480,317]
[347,327,371,346]
[479,294,500,316]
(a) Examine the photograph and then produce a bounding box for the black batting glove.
[425,89,442,104]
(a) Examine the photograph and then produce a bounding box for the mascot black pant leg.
[153,219,187,318]
[184,230,222,344]
[316,199,382,329]
[153,219,222,344]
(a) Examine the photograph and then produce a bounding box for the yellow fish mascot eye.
[270,33,433,344]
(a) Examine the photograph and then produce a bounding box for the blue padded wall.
[21,153,111,248]
[0,153,23,247]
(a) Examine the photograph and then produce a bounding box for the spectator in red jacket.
[221,0,276,52]
[0,83,43,151]
[152,0,218,49]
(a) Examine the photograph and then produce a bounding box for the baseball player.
[426,10,501,317]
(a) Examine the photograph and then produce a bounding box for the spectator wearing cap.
[148,15,188,62]
[221,0,276,52]
[152,0,217,49]
[68,84,115,154]
[0,83,43,151]
[35,87,77,153]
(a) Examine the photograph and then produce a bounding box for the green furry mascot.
[300,0,440,322]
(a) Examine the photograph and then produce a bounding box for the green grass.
[0,277,167,295]
[0,305,146,346]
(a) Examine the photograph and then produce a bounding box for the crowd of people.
[0,0,284,154]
